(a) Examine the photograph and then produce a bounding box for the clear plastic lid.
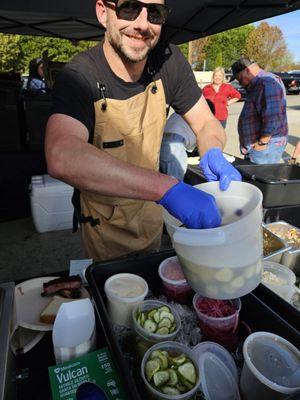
[199,352,240,400]
[193,341,238,383]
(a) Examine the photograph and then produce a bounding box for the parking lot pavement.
[224,95,300,159]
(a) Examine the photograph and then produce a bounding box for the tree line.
[0,21,299,74]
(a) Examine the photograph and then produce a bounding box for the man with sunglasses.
[46,0,241,261]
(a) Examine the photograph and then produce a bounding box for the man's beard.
[107,28,159,64]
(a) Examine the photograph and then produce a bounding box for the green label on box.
[48,347,127,400]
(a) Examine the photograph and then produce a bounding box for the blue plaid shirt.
[238,71,288,148]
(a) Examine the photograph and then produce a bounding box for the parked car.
[230,79,247,101]
[273,72,300,95]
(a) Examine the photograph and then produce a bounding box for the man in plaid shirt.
[230,57,288,164]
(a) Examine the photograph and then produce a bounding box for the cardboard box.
[48,347,127,400]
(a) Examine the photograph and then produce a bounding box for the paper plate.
[10,326,46,354]
[15,276,90,331]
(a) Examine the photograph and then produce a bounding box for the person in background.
[202,67,241,128]
[160,100,216,181]
[230,57,288,164]
[27,57,46,93]
[45,0,241,262]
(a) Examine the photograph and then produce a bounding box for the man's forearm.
[47,133,177,202]
[196,118,226,156]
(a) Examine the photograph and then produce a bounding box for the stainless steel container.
[263,226,291,263]
[266,221,300,276]
[0,282,16,400]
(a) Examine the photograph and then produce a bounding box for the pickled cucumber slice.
[145,359,160,381]
[169,323,177,333]
[167,369,178,386]
[158,318,172,329]
[169,354,186,366]
[160,311,174,323]
[178,362,196,385]
[156,327,170,335]
[144,319,157,333]
[153,311,161,323]
[147,309,157,320]
[161,386,181,395]
[153,371,170,387]
[140,312,146,326]
[150,351,168,369]
[158,306,170,313]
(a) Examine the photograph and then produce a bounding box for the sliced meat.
[41,275,82,296]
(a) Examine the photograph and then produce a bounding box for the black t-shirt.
[52,42,201,136]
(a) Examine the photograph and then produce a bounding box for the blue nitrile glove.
[158,181,221,229]
[199,148,242,191]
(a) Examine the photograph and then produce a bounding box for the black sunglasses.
[106,0,170,25]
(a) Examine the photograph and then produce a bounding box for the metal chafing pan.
[263,225,291,262]
[265,221,300,276]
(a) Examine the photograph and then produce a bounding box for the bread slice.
[40,296,77,324]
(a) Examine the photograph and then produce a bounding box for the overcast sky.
[255,9,300,63]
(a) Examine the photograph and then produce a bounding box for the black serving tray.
[86,249,300,400]
[236,164,300,207]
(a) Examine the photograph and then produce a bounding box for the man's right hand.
[158,181,221,229]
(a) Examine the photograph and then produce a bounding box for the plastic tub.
[104,273,148,328]
[132,300,181,356]
[141,341,200,400]
[199,352,240,400]
[163,181,263,299]
[193,294,241,351]
[158,256,193,304]
[262,261,296,302]
[240,332,300,400]
[193,341,238,383]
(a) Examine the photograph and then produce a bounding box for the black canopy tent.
[0,0,300,44]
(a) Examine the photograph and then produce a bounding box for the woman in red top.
[203,67,241,128]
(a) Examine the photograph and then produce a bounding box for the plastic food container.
[266,221,300,275]
[193,294,241,351]
[158,256,193,304]
[163,181,263,299]
[199,352,241,400]
[193,341,238,383]
[141,341,200,400]
[262,261,296,302]
[240,332,300,400]
[104,273,148,328]
[132,300,181,356]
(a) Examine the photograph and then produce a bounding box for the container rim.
[163,181,263,234]
[192,294,241,322]
[242,331,300,394]
[104,273,148,303]
[158,256,187,286]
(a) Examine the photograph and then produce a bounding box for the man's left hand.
[199,148,242,191]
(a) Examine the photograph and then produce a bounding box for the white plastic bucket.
[163,181,263,299]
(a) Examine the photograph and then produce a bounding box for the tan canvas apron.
[80,79,166,261]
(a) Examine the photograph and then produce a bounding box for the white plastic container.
[163,181,263,299]
[262,261,297,302]
[30,174,73,232]
[104,273,148,328]
[52,298,96,364]
[240,332,300,400]
[193,341,238,383]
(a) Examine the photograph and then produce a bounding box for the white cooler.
[30,174,74,233]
